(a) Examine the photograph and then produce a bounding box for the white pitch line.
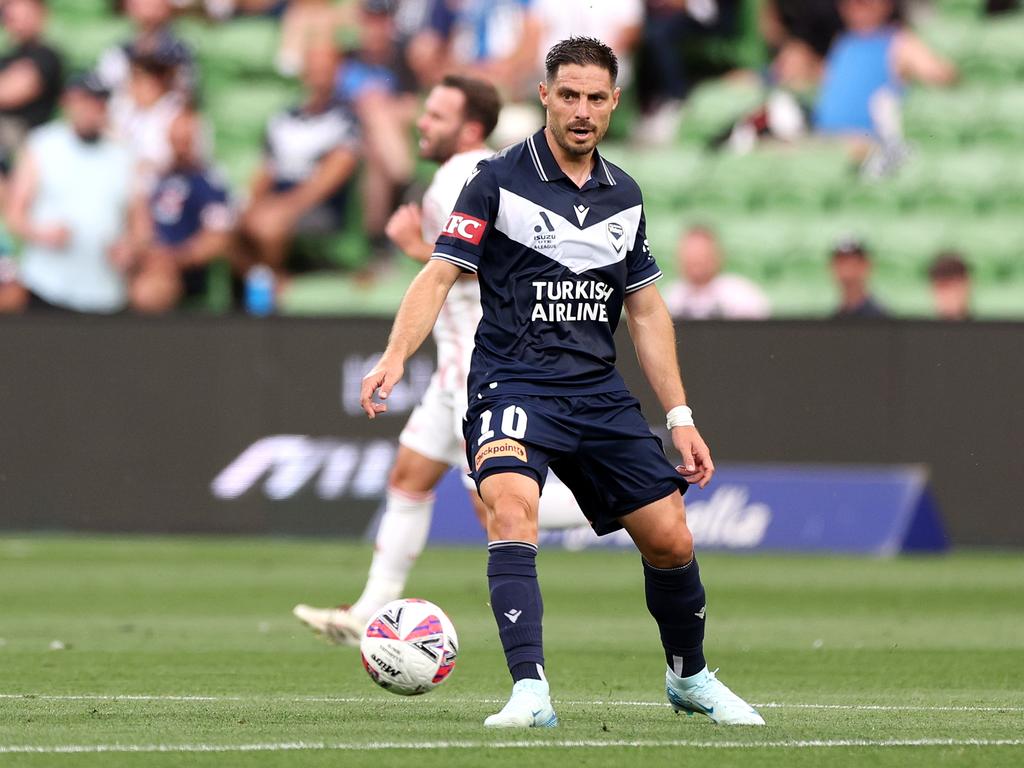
[1,738,1023,754]
[2,693,1023,714]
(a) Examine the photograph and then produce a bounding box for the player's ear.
[538,81,548,107]
[611,86,621,111]
[462,120,483,146]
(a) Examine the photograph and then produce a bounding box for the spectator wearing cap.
[0,0,64,178]
[98,0,196,99]
[663,226,771,320]
[239,43,361,278]
[128,108,236,311]
[0,73,165,314]
[830,237,888,319]
[108,36,191,186]
[929,251,971,321]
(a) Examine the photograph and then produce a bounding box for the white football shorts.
[398,371,474,489]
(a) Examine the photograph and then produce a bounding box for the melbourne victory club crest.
[607,221,625,254]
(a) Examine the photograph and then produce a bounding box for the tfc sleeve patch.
[442,211,487,245]
[474,438,527,470]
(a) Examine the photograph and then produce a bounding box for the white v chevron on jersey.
[496,188,642,275]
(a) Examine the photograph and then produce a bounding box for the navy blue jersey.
[150,168,233,247]
[431,128,661,398]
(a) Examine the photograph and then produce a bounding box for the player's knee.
[488,492,537,541]
[644,527,694,569]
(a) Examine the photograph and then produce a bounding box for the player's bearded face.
[417,86,464,163]
[542,64,619,157]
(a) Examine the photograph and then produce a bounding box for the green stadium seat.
[966,17,1024,80]
[205,77,298,146]
[903,87,986,145]
[601,145,709,208]
[972,278,1024,318]
[759,275,835,317]
[935,217,1024,281]
[978,86,1024,144]
[718,216,805,281]
[680,80,764,146]
[47,0,110,19]
[184,18,281,79]
[933,0,987,17]
[45,18,132,71]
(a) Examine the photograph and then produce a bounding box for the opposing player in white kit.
[294,75,584,645]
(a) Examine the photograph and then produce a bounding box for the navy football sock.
[487,541,545,682]
[643,557,707,678]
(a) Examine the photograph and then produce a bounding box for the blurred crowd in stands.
[0,0,1017,318]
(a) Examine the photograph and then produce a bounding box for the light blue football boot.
[666,667,765,725]
[484,678,559,728]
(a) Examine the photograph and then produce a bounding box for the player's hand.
[385,204,424,256]
[671,425,715,489]
[360,354,404,419]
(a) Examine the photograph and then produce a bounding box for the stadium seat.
[679,80,765,146]
[47,0,109,19]
[602,145,708,207]
[45,17,133,71]
[184,18,281,79]
[902,87,986,145]
[205,77,299,146]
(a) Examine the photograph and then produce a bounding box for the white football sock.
[537,476,587,530]
[350,487,433,622]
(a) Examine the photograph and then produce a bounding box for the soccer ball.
[360,598,459,696]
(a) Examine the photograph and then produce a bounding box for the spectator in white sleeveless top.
[0,72,177,314]
[663,226,771,320]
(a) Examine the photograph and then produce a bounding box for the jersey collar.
[526,128,617,187]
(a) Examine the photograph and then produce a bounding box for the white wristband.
[666,405,694,429]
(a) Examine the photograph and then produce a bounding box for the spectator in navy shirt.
[239,43,360,277]
[131,108,234,310]
[830,237,888,319]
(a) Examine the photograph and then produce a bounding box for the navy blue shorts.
[464,390,687,536]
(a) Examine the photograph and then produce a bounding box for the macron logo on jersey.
[443,212,487,245]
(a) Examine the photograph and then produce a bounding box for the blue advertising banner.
[425,464,948,555]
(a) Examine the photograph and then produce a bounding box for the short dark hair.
[441,74,502,140]
[929,251,970,281]
[544,36,618,84]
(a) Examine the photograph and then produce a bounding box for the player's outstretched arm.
[624,285,715,488]
[360,258,462,419]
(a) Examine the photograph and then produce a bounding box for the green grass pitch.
[1,536,1022,767]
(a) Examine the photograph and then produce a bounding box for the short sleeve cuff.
[625,269,663,293]
[431,247,479,274]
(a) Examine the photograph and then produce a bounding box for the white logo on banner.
[549,485,772,551]
[211,436,397,501]
[686,487,772,548]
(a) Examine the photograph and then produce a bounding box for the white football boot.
[484,679,559,728]
[292,604,366,646]
[666,667,765,726]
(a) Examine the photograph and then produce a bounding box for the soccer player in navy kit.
[360,37,764,728]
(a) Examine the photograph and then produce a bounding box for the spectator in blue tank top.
[814,0,956,140]
[131,108,235,310]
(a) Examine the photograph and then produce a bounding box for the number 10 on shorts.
[478,405,528,445]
